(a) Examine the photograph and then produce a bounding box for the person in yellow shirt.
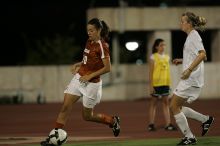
[148,38,177,131]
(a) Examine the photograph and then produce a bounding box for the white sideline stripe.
[0,136,129,144]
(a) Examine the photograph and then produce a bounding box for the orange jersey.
[78,39,110,83]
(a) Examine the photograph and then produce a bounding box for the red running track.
[0,99,219,145]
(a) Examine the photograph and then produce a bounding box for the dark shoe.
[112,116,120,137]
[40,137,56,146]
[177,137,197,145]
[201,116,214,136]
[165,124,177,131]
[148,124,156,131]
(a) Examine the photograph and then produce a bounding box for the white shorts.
[64,73,102,108]
[173,81,201,104]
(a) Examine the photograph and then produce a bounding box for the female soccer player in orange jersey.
[41,18,120,146]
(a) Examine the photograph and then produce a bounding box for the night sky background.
[1,0,220,66]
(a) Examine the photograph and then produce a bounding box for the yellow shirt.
[152,53,171,87]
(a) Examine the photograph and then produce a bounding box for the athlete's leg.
[41,93,80,146]
[55,93,80,128]
[162,96,177,131]
[162,96,171,126]
[81,81,115,126]
[181,106,208,123]
[170,94,193,138]
[147,96,157,131]
[82,106,114,126]
[149,97,158,124]
[82,106,120,137]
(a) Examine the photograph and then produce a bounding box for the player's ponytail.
[182,12,207,31]
[196,16,207,31]
[100,20,110,42]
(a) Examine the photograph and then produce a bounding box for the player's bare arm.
[181,50,206,79]
[80,57,111,82]
[188,50,206,71]
[149,59,155,94]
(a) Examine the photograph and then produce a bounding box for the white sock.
[182,106,209,123]
[174,112,194,138]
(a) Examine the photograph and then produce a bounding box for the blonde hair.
[182,12,207,31]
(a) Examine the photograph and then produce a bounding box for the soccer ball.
[48,128,67,145]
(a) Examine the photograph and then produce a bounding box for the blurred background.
[0,0,220,104]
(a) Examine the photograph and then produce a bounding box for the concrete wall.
[88,7,220,63]
[87,7,220,31]
[0,64,219,103]
[0,66,72,103]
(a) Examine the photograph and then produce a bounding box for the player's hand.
[150,86,155,95]
[172,59,182,65]
[79,75,91,83]
[79,75,90,87]
[181,69,191,80]
[71,64,80,75]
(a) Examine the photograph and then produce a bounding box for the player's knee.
[170,103,181,114]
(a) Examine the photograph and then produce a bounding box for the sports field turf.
[27,136,220,146]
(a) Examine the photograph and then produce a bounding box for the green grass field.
[27,136,220,146]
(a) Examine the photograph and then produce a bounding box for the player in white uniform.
[170,12,214,145]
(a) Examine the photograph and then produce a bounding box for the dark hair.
[152,38,164,53]
[88,18,110,42]
[182,12,207,31]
